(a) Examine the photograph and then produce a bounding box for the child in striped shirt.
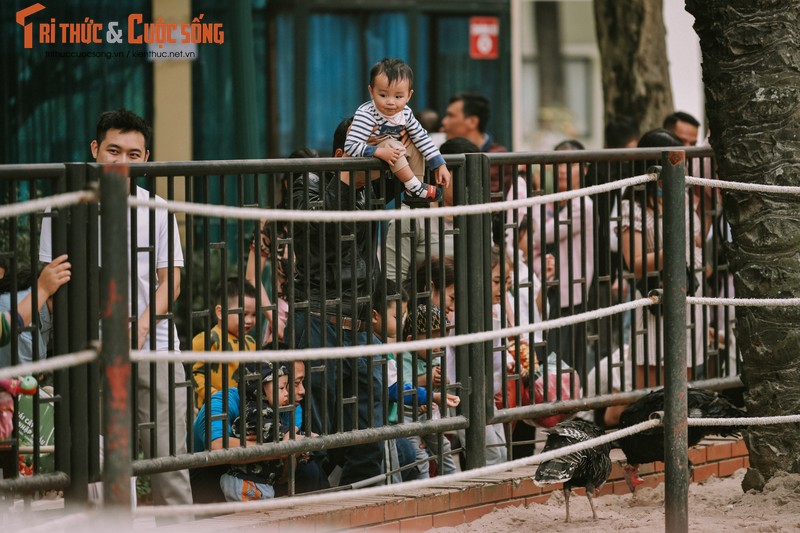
[344,58,451,207]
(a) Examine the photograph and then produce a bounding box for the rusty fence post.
[100,165,132,510]
[662,150,688,533]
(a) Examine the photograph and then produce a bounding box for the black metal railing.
[0,146,738,512]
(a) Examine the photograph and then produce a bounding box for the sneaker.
[403,185,443,208]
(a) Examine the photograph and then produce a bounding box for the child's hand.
[375,146,403,165]
[431,365,442,387]
[435,165,451,189]
[38,255,71,298]
[443,393,460,408]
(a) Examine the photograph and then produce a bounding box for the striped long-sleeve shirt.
[344,101,446,170]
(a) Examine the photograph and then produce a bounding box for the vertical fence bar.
[464,153,486,469]
[662,150,688,533]
[65,163,89,505]
[100,166,133,510]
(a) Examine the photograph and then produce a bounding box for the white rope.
[688,414,800,427]
[686,176,800,195]
[687,296,800,307]
[0,349,98,380]
[0,190,97,219]
[127,172,657,223]
[131,295,658,364]
[135,418,662,518]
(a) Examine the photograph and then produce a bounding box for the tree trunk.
[686,0,800,484]
[594,0,674,133]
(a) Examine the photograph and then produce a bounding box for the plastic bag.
[522,353,582,428]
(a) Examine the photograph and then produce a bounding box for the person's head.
[426,257,457,321]
[0,257,6,280]
[490,246,512,305]
[633,128,683,209]
[604,117,639,149]
[662,111,700,147]
[244,361,289,407]
[373,279,408,342]
[442,92,490,139]
[91,108,151,164]
[368,58,414,118]
[215,277,258,337]
[554,139,587,192]
[332,116,355,157]
[292,360,306,404]
[403,303,450,359]
[437,137,480,206]
[416,109,440,134]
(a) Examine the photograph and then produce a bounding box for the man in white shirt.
[39,109,192,516]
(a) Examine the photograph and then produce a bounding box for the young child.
[345,58,451,206]
[400,303,460,478]
[219,361,290,502]
[372,280,416,482]
[191,278,258,408]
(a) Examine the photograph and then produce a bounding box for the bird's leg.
[587,489,598,520]
[623,463,644,494]
[564,488,570,523]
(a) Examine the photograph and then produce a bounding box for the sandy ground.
[429,468,800,533]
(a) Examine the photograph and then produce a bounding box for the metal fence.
[0,146,739,511]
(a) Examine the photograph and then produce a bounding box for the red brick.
[432,509,466,528]
[639,473,664,489]
[571,487,586,497]
[512,477,542,498]
[743,456,750,468]
[596,482,614,497]
[706,442,733,462]
[718,457,745,477]
[349,504,385,528]
[527,493,553,505]
[318,508,357,530]
[653,461,665,473]
[280,517,316,532]
[494,498,525,510]
[449,486,483,510]
[399,515,433,532]
[693,463,718,483]
[417,492,451,515]
[364,522,400,533]
[731,439,748,457]
[688,446,707,465]
[464,503,496,523]
[613,480,632,495]
[609,462,625,480]
[385,498,417,521]
[638,462,655,475]
[539,481,563,494]
[481,482,512,503]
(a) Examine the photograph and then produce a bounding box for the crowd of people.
[0,57,728,514]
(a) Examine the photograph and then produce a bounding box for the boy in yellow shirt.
[191,278,257,408]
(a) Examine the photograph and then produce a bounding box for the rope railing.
[0,349,98,380]
[0,190,97,219]
[127,172,657,223]
[687,296,800,307]
[131,294,659,364]
[686,176,800,195]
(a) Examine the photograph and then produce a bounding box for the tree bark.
[594,0,674,133]
[686,0,800,483]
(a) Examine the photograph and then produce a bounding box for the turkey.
[617,387,746,493]
[534,419,612,522]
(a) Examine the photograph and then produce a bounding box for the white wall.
[663,1,705,139]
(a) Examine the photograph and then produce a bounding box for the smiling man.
[39,108,193,519]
